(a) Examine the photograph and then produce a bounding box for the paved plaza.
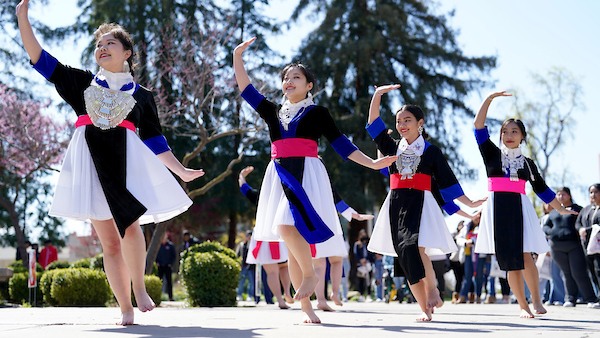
[1,300,599,338]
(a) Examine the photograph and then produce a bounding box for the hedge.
[50,268,111,306]
[8,272,43,304]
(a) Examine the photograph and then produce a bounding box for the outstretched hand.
[371,155,398,170]
[234,37,257,56]
[488,91,512,100]
[240,166,254,178]
[374,84,401,97]
[352,213,375,221]
[467,197,487,208]
[16,0,30,18]
[559,208,578,216]
[179,168,205,182]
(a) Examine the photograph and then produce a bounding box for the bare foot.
[133,289,156,312]
[520,308,535,318]
[317,301,335,312]
[278,301,290,309]
[117,310,135,325]
[301,305,322,324]
[294,275,319,300]
[426,288,443,309]
[284,292,294,304]
[416,309,432,322]
[533,302,547,315]
[331,293,343,306]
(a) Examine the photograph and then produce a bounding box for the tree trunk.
[0,196,28,267]
[145,223,167,275]
[228,210,237,250]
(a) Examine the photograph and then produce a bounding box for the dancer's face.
[94,33,131,73]
[395,110,423,144]
[500,122,524,149]
[589,186,600,205]
[281,67,313,104]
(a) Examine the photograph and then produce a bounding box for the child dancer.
[233,38,396,323]
[366,84,485,321]
[473,91,577,318]
[16,0,204,325]
[239,166,293,309]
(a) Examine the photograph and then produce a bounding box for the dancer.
[234,37,396,323]
[239,166,293,309]
[472,91,577,318]
[366,84,485,321]
[16,0,204,325]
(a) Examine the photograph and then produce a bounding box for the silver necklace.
[84,86,136,130]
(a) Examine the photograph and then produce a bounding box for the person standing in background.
[39,239,58,270]
[155,233,176,301]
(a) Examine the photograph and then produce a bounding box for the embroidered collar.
[93,68,135,94]
[397,135,425,157]
[279,94,314,131]
[500,144,525,181]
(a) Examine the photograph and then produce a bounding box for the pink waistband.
[488,177,526,194]
[75,115,136,132]
[271,139,318,159]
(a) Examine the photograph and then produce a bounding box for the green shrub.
[39,269,65,306]
[180,250,240,307]
[69,257,92,269]
[8,272,42,304]
[9,260,43,274]
[180,240,238,263]
[45,261,70,271]
[51,268,110,306]
[90,253,104,271]
[131,275,162,307]
[0,281,9,300]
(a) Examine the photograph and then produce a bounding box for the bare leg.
[313,258,334,311]
[287,247,320,323]
[91,219,140,325]
[328,256,343,306]
[279,225,318,300]
[507,270,534,318]
[523,253,546,314]
[263,263,289,309]
[278,262,294,303]
[420,248,443,309]
[407,280,432,321]
[121,221,155,313]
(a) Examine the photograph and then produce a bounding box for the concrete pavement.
[1,300,599,338]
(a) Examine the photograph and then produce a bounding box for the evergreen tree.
[291,0,496,210]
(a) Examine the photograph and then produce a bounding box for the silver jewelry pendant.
[84,86,136,130]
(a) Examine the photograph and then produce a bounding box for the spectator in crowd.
[450,221,465,303]
[181,230,199,251]
[576,183,600,293]
[39,239,58,270]
[156,232,176,301]
[353,229,373,301]
[456,211,485,303]
[15,240,31,261]
[236,230,256,302]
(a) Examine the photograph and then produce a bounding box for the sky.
[22,0,600,237]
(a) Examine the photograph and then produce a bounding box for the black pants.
[551,240,598,303]
[158,265,173,300]
[449,260,464,292]
[586,253,600,292]
[432,259,447,299]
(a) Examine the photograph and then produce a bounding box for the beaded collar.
[396,135,425,179]
[500,144,525,181]
[279,93,314,131]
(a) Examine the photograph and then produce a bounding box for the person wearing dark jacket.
[156,232,176,301]
[544,187,598,308]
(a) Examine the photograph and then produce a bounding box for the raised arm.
[368,84,401,125]
[156,152,204,182]
[238,166,254,188]
[233,37,256,93]
[16,0,42,64]
[473,91,512,129]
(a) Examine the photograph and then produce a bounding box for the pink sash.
[271,138,318,159]
[488,177,526,194]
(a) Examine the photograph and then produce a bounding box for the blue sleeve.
[442,202,460,215]
[32,50,58,80]
[537,188,556,204]
[379,167,390,177]
[474,127,490,146]
[143,135,171,155]
[240,84,265,110]
[366,117,386,139]
[240,183,251,197]
[335,200,350,214]
[439,183,465,203]
[331,135,359,161]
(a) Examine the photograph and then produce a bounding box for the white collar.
[500,144,523,158]
[279,93,315,130]
[397,135,425,156]
[94,68,135,93]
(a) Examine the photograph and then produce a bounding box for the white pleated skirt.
[253,158,344,245]
[246,237,289,265]
[474,192,550,254]
[368,190,458,257]
[49,128,192,225]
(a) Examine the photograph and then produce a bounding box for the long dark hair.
[396,104,430,140]
[557,186,574,204]
[93,23,137,76]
